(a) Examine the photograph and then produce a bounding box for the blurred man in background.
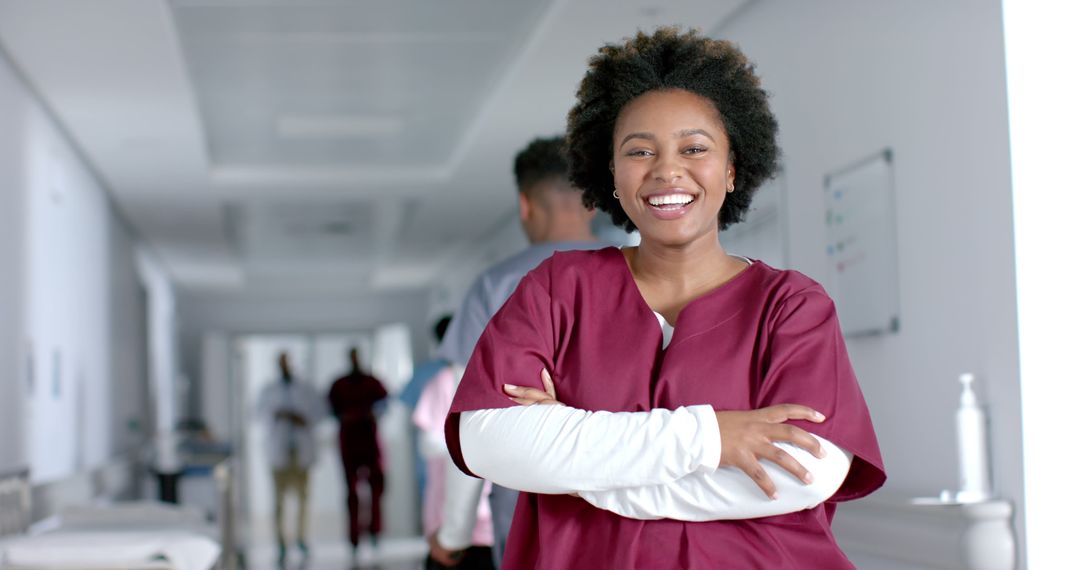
[328,348,388,562]
[255,352,327,568]
[429,135,603,567]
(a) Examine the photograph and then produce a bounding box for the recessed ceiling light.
[276,114,404,139]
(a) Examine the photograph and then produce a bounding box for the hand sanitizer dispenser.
[956,373,992,503]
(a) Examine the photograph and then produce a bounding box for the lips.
[642,190,697,219]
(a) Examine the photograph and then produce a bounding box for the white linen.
[54,502,209,531]
[0,530,219,570]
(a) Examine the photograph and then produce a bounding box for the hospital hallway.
[1,1,1079,569]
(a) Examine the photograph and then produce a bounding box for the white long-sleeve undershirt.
[454,305,852,522]
[459,404,723,493]
[579,434,852,521]
[458,405,852,521]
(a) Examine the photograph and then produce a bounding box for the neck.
[630,233,734,292]
[532,223,596,245]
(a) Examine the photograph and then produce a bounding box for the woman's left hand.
[503,370,578,497]
[503,368,563,406]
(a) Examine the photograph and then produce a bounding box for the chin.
[638,224,717,249]
[639,230,697,248]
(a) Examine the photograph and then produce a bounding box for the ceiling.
[0,0,749,299]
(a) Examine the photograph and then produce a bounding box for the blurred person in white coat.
[256,352,328,567]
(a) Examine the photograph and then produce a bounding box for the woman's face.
[611,89,735,248]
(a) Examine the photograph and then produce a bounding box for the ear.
[518,192,531,222]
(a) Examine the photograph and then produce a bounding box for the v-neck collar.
[602,247,760,350]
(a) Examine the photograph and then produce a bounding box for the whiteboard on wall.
[824,149,901,336]
[722,173,789,268]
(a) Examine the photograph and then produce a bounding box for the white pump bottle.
[956,373,991,503]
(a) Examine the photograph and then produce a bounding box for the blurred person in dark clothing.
[328,348,388,560]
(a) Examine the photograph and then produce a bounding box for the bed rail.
[0,468,31,538]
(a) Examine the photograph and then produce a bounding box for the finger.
[541,369,557,399]
[507,385,553,401]
[509,396,559,406]
[770,424,825,459]
[741,459,778,500]
[764,404,826,423]
[504,384,545,397]
[765,446,814,484]
[438,551,463,567]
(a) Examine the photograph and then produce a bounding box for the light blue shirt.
[437,241,606,368]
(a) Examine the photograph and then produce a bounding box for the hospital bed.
[0,467,225,570]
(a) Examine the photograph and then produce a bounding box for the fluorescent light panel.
[276,114,404,139]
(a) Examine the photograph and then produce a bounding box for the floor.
[245,536,429,570]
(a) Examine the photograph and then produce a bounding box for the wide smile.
[643,191,697,220]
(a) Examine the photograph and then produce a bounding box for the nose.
[651,153,684,183]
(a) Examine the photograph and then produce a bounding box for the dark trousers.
[425,547,496,570]
[343,459,384,546]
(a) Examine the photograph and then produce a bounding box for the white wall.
[0,48,29,474]
[106,198,150,458]
[136,248,181,471]
[0,47,152,487]
[717,0,1023,563]
[1002,1,1080,567]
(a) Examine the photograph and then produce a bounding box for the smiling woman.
[568,27,780,234]
[611,89,737,252]
[445,27,885,569]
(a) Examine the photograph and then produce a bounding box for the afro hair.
[565,27,780,232]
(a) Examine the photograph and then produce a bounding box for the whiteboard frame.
[823,148,901,338]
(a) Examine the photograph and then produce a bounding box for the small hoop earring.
[613,189,620,199]
[727,185,735,193]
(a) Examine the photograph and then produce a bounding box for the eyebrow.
[677,128,716,141]
[619,129,716,148]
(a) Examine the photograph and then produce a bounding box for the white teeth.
[648,194,694,206]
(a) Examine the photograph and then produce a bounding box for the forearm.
[418,427,447,459]
[579,436,853,521]
[457,404,721,494]
[436,458,485,550]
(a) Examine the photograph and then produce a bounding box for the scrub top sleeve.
[758,289,886,502]
[445,261,558,477]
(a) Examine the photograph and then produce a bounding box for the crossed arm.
[455,370,852,521]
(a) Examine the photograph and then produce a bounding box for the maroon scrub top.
[329,371,388,466]
[447,248,886,569]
